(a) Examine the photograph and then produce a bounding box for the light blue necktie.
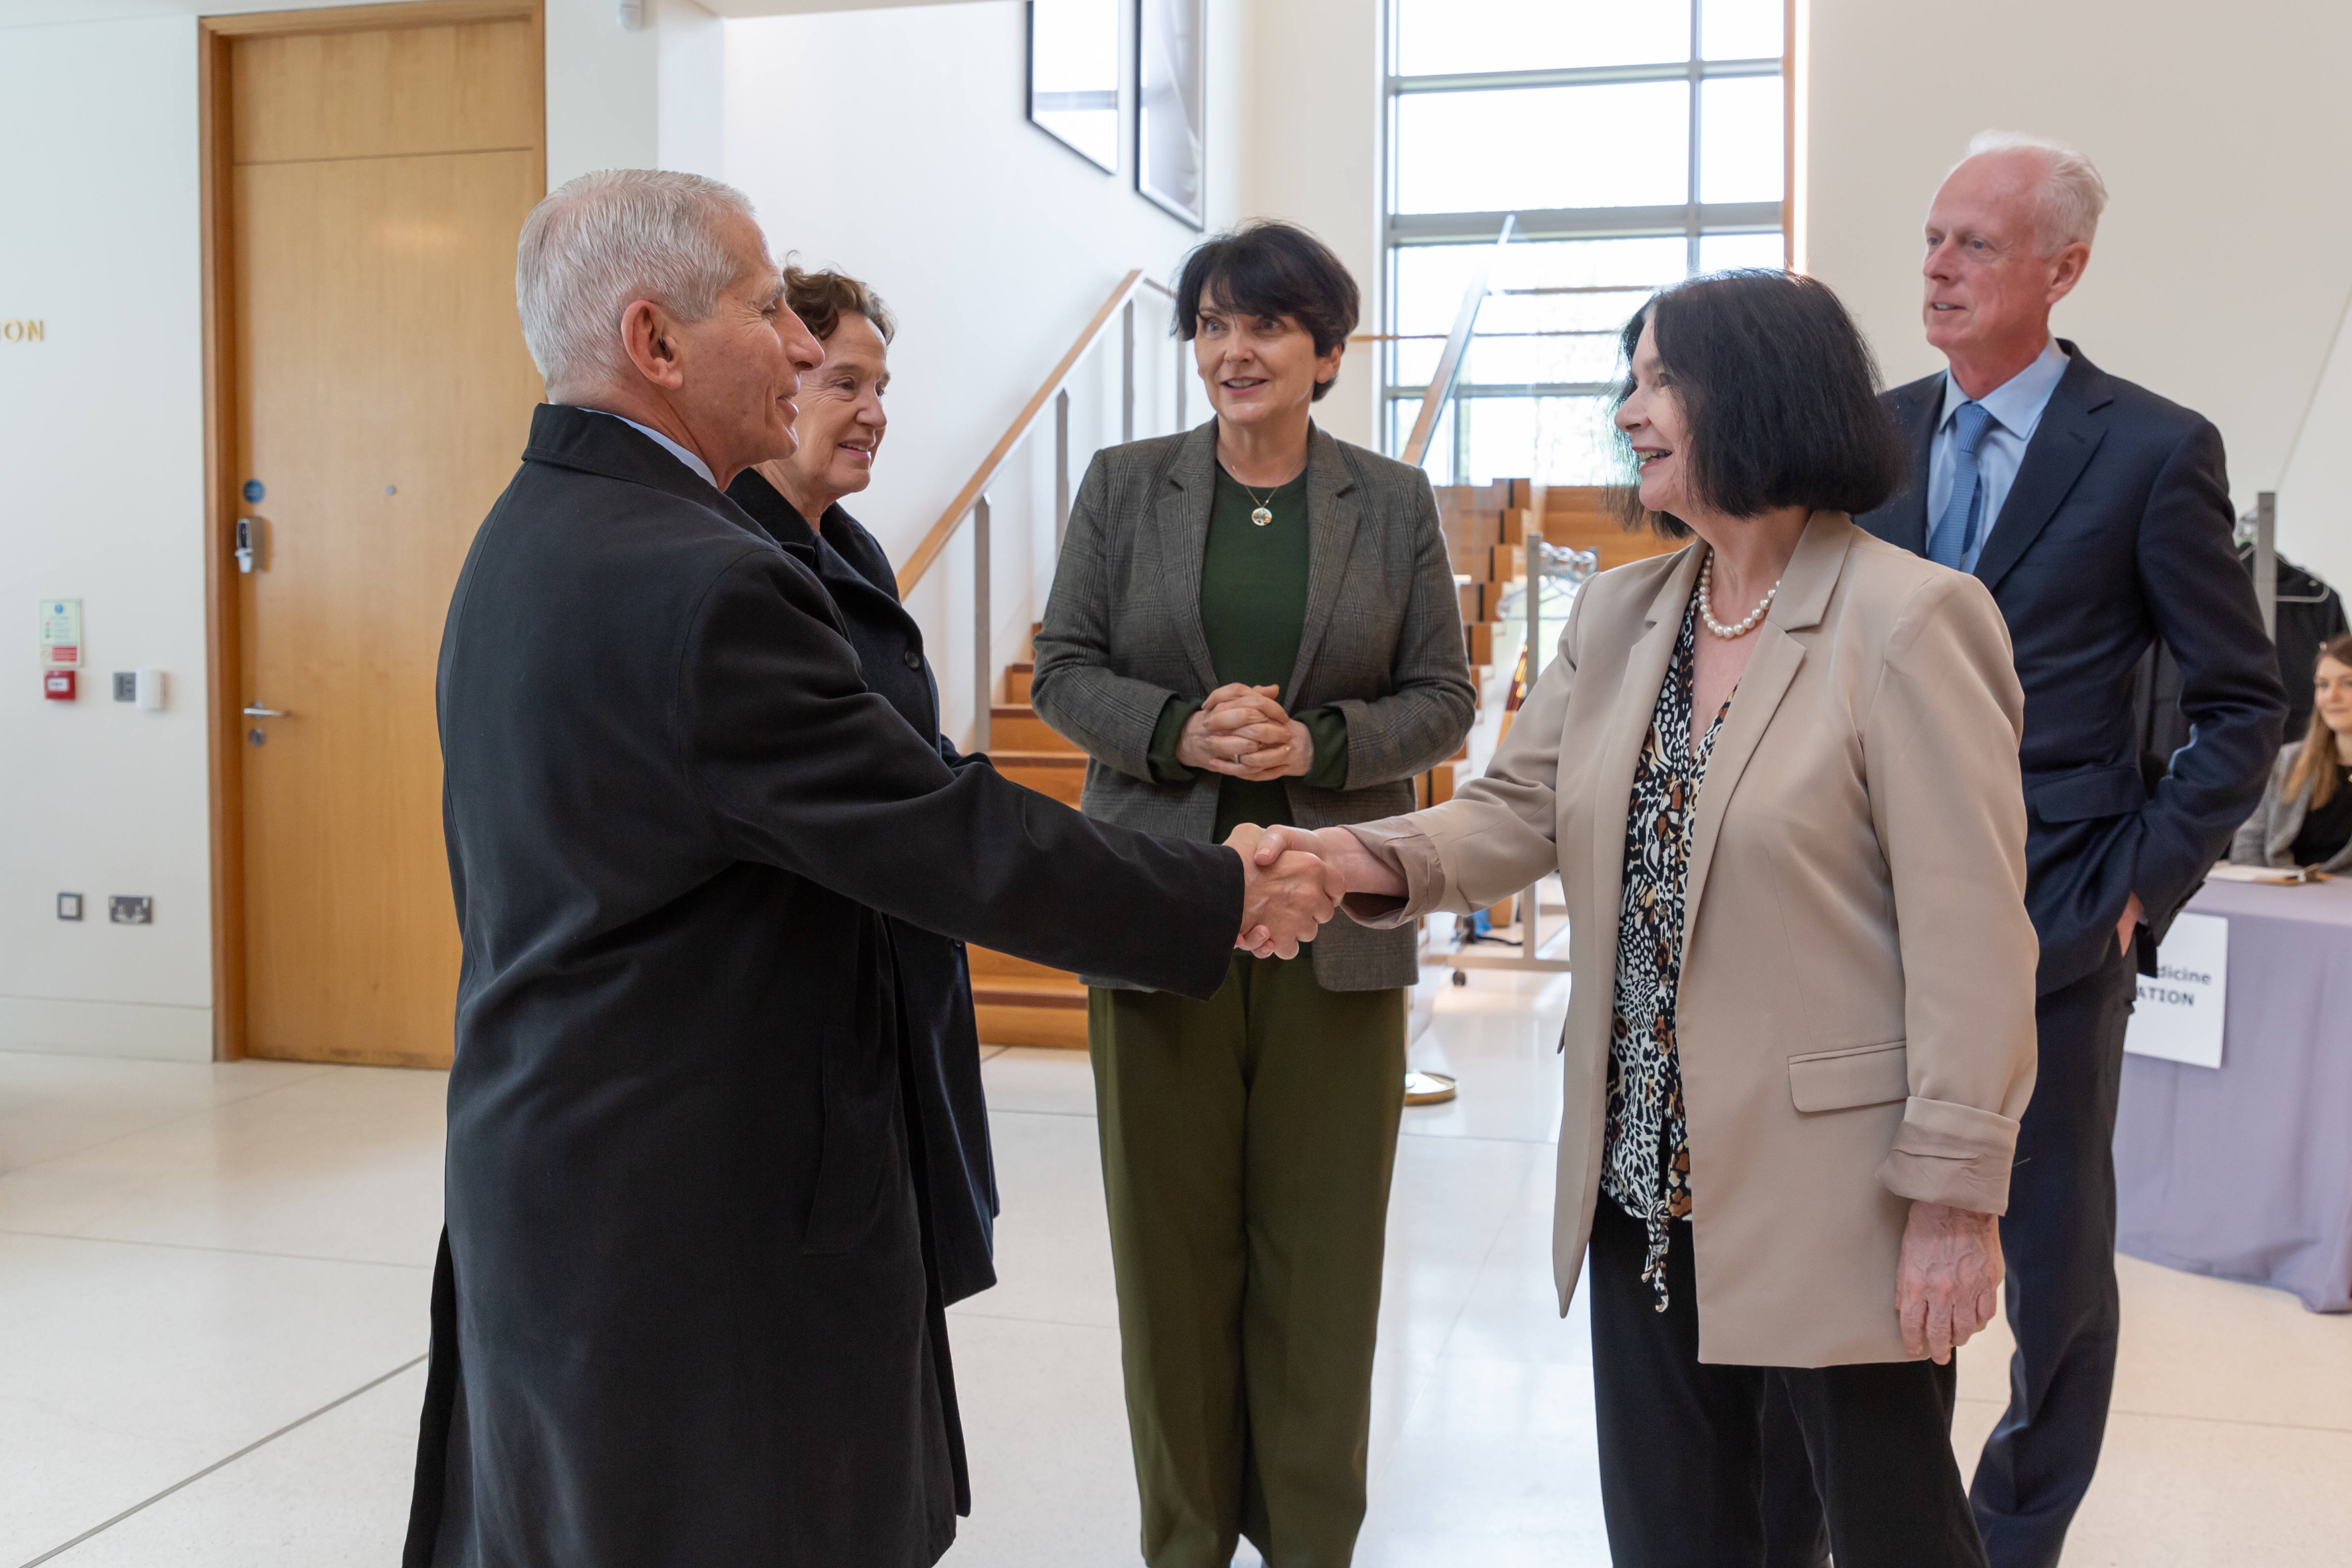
[1931,401,1996,570]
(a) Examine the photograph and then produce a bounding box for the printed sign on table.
[2123,911,2228,1069]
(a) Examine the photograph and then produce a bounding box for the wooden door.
[226,13,542,1066]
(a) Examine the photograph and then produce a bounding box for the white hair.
[515,169,761,395]
[1956,131,2110,255]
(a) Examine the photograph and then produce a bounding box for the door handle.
[242,704,289,718]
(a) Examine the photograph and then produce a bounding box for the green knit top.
[1145,463,1351,839]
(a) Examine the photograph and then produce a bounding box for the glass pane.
[1028,0,1120,172]
[1701,0,1783,60]
[1398,237,1682,339]
[1698,231,1786,272]
[1698,75,1783,203]
[1463,395,1627,486]
[1479,290,1650,337]
[1396,82,1689,213]
[1462,332,1623,387]
[1394,396,1458,480]
[1393,244,1491,338]
[1398,0,1688,77]
[1393,334,1443,388]
[1492,236,1688,292]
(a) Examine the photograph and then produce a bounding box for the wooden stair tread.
[967,945,1070,980]
[971,978,1088,1009]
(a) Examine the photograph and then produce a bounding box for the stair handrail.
[897,268,1178,597]
[1399,213,1517,469]
[897,267,1179,753]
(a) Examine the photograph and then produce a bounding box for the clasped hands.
[1179,682,1313,780]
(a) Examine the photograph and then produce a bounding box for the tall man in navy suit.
[1764,133,2285,1568]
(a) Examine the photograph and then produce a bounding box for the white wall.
[1804,0,2352,592]
[722,0,1244,746]
[0,0,704,1059]
[2274,301,2352,597]
[0,15,214,1058]
[1239,0,1383,450]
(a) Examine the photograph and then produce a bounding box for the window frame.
[1381,0,1796,479]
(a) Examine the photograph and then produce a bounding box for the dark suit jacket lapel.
[1972,342,2113,595]
[1285,424,1363,704]
[1884,379,1941,554]
[524,403,773,543]
[1159,421,1222,693]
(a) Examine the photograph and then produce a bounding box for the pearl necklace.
[1697,549,1779,639]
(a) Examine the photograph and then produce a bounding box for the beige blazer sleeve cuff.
[1336,819,1447,929]
[1874,1097,2021,1215]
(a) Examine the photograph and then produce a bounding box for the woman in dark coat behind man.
[726,268,1000,1305]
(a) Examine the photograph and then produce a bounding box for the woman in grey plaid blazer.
[1030,223,1474,1568]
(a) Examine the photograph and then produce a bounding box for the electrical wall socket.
[57,893,84,921]
[108,896,152,925]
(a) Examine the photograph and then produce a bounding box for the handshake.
[1223,823,1394,959]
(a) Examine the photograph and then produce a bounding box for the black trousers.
[1587,1197,1987,1568]
[1759,942,2137,1568]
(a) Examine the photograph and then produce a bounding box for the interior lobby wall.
[1804,0,2352,593]
[0,0,717,1059]
[1236,0,1384,452]
[722,0,1250,746]
[0,15,216,1059]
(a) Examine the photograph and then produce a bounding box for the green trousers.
[1090,953,1407,1568]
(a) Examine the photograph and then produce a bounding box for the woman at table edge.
[2230,631,2352,873]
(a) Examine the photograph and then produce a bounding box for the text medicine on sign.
[2122,911,2228,1070]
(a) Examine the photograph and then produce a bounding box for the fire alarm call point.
[40,598,83,701]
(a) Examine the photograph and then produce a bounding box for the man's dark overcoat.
[727,468,1000,1305]
[405,406,1239,1568]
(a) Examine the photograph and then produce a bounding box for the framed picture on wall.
[1135,0,1204,227]
[1028,0,1121,172]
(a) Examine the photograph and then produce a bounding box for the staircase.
[970,635,1092,1049]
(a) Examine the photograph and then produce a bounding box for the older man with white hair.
[1761,134,2284,1568]
[403,169,1343,1568]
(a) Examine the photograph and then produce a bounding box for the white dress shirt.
[1926,337,2071,574]
[581,407,719,491]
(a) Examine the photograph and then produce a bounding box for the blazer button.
[902,649,923,670]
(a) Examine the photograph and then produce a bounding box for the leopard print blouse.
[1600,592,1731,1312]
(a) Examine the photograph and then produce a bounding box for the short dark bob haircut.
[1175,221,1360,403]
[1612,269,1904,538]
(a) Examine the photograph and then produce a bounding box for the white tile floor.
[3,971,2347,1567]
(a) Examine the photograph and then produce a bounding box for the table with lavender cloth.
[2113,875,2352,1310]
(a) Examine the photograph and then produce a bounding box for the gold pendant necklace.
[1240,480,1277,527]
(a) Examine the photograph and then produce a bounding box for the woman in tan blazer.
[1256,270,2037,1567]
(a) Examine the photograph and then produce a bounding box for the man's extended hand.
[1896,1201,2004,1364]
[1226,824,1342,959]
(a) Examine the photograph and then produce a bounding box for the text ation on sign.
[2123,911,2228,1069]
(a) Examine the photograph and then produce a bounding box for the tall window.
[1385,0,1789,484]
